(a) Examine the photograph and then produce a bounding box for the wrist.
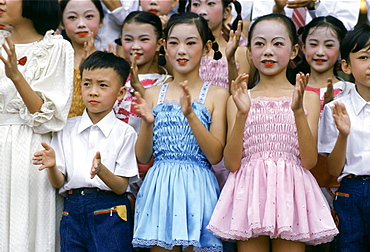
[307,0,320,10]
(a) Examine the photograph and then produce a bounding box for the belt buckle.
[81,190,85,195]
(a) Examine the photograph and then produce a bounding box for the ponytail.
[230,0,242,32]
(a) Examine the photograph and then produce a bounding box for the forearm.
[327,134,347,177]
[228,57,238,91]
[224,112,247,172]
[12,74,43,113]
[135,120,154,164]
[294,109,318,170]
[101,0,122,11]
[47,166,65,189]
[97,164,128,195]
[186,112,224,165]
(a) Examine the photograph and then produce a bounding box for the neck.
[356,84,370,102]
[256,70,292,90]
[138,59,158,75]
[171,67,203,86]
[308,69,339,88]
[72,41,97,68]
[11,21,44,44]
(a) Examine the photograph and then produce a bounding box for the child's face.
[304,27,340,74]
[81,68,125,123]
[61,0,102,45]
[121,22,161,68]
[190,0,226,32]
[0,0,23,26]
[165,23,206,75]
[249,20,297,77]
[140,0,178,16]
[342,45,370,89]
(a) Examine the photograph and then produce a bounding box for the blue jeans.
[60,189,133,252]
[333,176,370,252]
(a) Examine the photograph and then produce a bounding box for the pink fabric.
[207,96,338,245]
[199,56,229,90]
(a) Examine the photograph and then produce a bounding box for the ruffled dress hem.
[133,238,223,252]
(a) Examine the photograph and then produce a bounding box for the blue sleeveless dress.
[132,83,223,252]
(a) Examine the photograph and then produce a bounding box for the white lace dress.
[0,31,74,251]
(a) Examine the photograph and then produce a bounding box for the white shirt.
[52,110,139,194]
[237,0,360,31]
[95,0,139,51]
[318,88,370,182]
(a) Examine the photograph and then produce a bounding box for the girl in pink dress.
[207,14,338,252]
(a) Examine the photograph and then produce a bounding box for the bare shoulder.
[208,85,230,100]
[143,85,163,106]
[304,90,320,105]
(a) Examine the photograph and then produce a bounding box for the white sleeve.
[318,102,339,155]
[316,0,360,31]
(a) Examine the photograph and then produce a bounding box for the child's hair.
[122,11,163,40]
[22,0,61,36]
[164,12,222,60]
[340,24,370,63]
[248,13,297,48]
[301,16,347,46]
[178,0,242,31]
[59,0,104,42]
[80,51,130,85]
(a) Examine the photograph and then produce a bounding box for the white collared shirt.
[319,88,370,182]
[51,110,139,194]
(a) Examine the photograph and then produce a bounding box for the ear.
[156,38,164,51]
[171,0,179,8]
[59,22,65,30]
[117,86,126,101]
[223,4,232,20]
[341,59,352,75]
[203,40,212,56]
[290,44,299,60]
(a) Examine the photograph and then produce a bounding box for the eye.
[187,41,196,45]
[191,2,200,7]
[309,43,317,47]
[325,44,334,48]
[254,41,264,46]
[67,15,77,21]
[208,1,216,6]
[358,56,368,60]
[168,41,178,45]
[86,14,95,19]
[141,37,150,42]
[100,83,108,87]
[274,41,283,46]
[123,37,133,42]
[83,82,91,86]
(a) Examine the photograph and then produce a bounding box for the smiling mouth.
[77,32,89,36]
[262,60,275,66]
[177,59,188,65]
[314,59,326,64]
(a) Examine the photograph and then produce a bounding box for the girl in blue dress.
[132,12,229,252]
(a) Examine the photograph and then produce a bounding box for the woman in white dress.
[0,0,74,251]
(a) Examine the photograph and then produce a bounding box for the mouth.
[77,31,89,36]
[262,60,275,67]
[177,59,188,65]
[314,59,327,64]
[89,100,99,105]
[149,9,159,15]
[132,53,143,59]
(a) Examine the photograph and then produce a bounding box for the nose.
[149,0,158,5]
[263,43,273,56]
[316,45,325,56]
[77,18,87,29]
[89,85,98,97]
[177,42,186,55]
[197,5,207,17]
[132,41,141,50]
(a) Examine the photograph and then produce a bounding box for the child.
[207,14,338,251]
[0,0,74,250]
[59,0,104,118]
[114,11,172,133]
[140,0,179,28]
[318,24,370,252]
[32,51,138,251]
[132,12,229,251]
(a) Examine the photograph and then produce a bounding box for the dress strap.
[157,83,170,104]
[198,82,211,104]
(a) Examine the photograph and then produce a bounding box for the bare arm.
[223,74,250,172]
[32,142,65,188]
[292,73,320,170]
[0,35,43,113]
[91,152,128,195]
[101,0,122,11]
[180,81,229,165]
[133,91,155,164]
[327,102,350,177]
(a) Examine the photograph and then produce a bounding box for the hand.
[91,151,102,179]
[273,0,288,13]
[130,52,144,95]
[332,102,350,137]
[324,78,334,105]
[180,81,194,117]
[225,20,242,61]
[133,92,155,123]
[230,73,250,115]
[80,32,96,67]
[103,43,117,55]
[291,72,309,112]
[286,0,316,8]
[0,34,23,82]
[159,15,170,29]
[32,142,56,171]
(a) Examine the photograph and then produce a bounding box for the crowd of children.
[1,0,370,252]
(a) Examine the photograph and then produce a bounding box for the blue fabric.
[133,83,223,252]
[60,192,133,252]
[333,177,370,252]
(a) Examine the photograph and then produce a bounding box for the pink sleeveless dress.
[207,96,338,245]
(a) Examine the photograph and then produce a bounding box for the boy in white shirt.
[33,51,138,252]
[318,24,370,251]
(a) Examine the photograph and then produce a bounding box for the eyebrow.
[168,36,199,40]
[253,36,286,41]
[308,38,336,42]
[82,78,110,83]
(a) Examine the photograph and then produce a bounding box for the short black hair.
[80,51,130,85]
[340,24,370,63]
[22,0,61,36]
